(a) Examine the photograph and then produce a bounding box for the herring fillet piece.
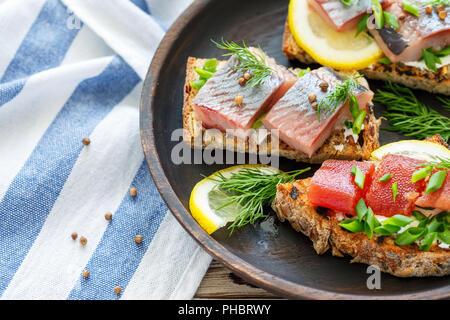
[307,0,392,31]
[191,48,297,139]
[262,67,374,157]
[369,0,450,63]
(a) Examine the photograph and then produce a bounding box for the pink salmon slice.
[369,0,450,62]
[262,67,373,157]
[192,48,297,139]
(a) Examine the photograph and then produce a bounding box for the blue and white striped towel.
[0,0,213,300]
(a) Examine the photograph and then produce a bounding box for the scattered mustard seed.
[439,10,447,20]
[319,81,329,92]
[243,73,251,81]
[82,138,91,146]
[311,102,318,111]
[134,235,143,244]
[114,286,122,294]
[130,187,137,197]
[308,93,316,103]
[235,95,243,106]
[425,5,433,14]
[82,270,90,278]
[80,236,87,246]
[71,232,78,240]
[238,77,246,86]
[105,212,113,221]
[436,4,445,12]
[398,14,406,21]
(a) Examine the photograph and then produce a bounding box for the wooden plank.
[194,260,283,299]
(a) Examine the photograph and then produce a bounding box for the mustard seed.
[311,102,318,111]
[71,232,78,240]
[134,235,143,244]
[82,138,91,146]
[130,187,137,197]
[425,5,433,14]
[105,212,113,221]
[398,14,406,21]
[319,81,329,92]
[436,4,445,12]
[114,286,122,294]
[80,236,87,246]
[308,93,316,103]
[238,77,246,86]
[439,10,447,20]
[243,73,251,81]
[235,95,243,106]
[82,270,90,278]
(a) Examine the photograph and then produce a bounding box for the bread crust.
[282,22,450,96]
[183,57,381,164]
[272,178,450,277]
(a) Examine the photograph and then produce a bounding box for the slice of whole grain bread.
[282,22,450,96]
[272,178,450,277]
[183,57,381,164]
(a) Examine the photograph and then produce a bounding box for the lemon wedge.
[189,164,280,234]
[288,0,383,70]
[371,140,450,162]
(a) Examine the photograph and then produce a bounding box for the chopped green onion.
[412,210,427,221]
[374,224,401,236]
[383,215,414,227]
[352,110,366,135]
[438,229,450,244]
[190,80,206,90]
[194,68,214,80]
[371,0,384,29]
[392,181,398,202]
[340,0,353,5]
[411,166,432,182]
[202,58,218,73]
[349,95,360,119]
[422,48,440,72]
[383,11,399,28]
[355,14,370,37]
[402,0,419,17]
[395,227,426,245]
[364,208,378,239]
[379,173,393,182]
[298,67,311,77]
[378,56,392,65]
[419,232,437,251]
[435,46,450,58]
[339,218,365,233]
[356,198,368,221]
[425,170,447,194]
[426,218,444,233]
[344,120,353,129]
[351,165,366,189]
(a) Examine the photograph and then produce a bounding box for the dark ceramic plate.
[140,0,450,299]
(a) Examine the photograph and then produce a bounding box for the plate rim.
[139,0,449,300]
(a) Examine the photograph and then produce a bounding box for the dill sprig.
[373,81,450,141]
[212,39,274,88]
[317,74,362,120]
[420,157,450,170]
[207,167,310,233]
[424,0,449,6]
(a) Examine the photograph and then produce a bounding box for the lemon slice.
[189,164,280,234]
[288,0,383,70]
[371,140,450,162]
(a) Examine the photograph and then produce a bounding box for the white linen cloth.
[0,0,213,300]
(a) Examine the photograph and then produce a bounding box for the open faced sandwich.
[184,41,380,163]
[283,0,450,95]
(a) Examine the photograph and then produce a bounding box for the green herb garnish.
[402,0,420,16]
[412,166,432,182]
[340,198,380,239]
[339,218,365,232]
[379,174,393,182]
[317,74,362,121]
[372,0,384,29]
[378,56,392,65]
[355,14,370,37]
[351,165,366,189]
[374,81,450,141]
[421,46,450,71]
[395,227,426,245]
[384,11,399,28]
[212,39,274,88]
[190,58,218,90]
[208,167,310,233]
[298,67,311,77]
[340,0,353,6]
[392,181,398,202]
[356,198,368,221]
[425,170,447,194]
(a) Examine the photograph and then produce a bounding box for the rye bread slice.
[183,57,381,164]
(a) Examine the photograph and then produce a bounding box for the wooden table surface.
[194,260,282,299]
